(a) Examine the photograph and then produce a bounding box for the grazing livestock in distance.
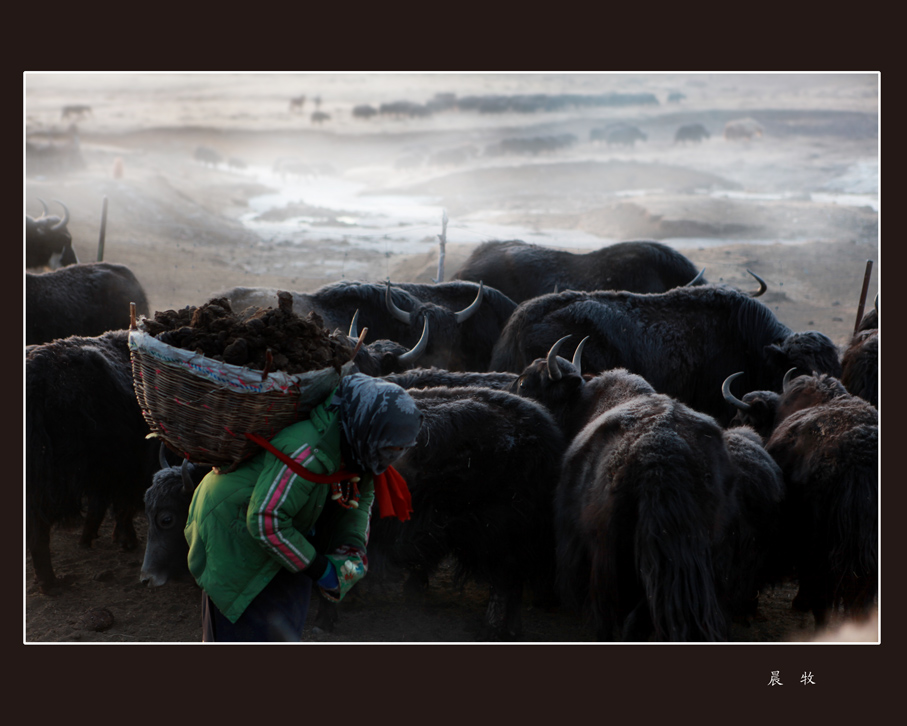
[674,123,710,144]
[546,367,735,640]
[26,199,78,269]
[491,285,842,425]
[140,452,210,587]
[724,117,764,140]
[193,146,222,166]
[762,374,879,628]
[841,303,878,408]
[26,330,161,594]
[453,239,706,304]
[61,104,93,121]
[26,261,150,345]
[368,386,567,640]
[221,280,517,372]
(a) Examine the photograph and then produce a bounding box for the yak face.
[140,460,207,587]
[26,206,77,268]
[728,390,781,442]
[512,335,588,430]
[775,373,849,424]
[764,331,842,384]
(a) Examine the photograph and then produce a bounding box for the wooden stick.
[351,327,368,360]
[853,259,874,335]
[129,301,136,330]
[97,196,108,261]
[433,209,448,283]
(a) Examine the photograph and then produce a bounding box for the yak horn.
[51,200,70,230]
[385,281,413,324]
[782,367,797,392]
[454,281,484,323]
[687,268,706,286]
[546,335,571,382]
[721,372,751,411]
[348,310,360,338]
[158,442,170,470]
[398,318,430,364]
[181,459,195,495]
[572,336,589,376]
[37,198,49,218]
[746,269,767,298]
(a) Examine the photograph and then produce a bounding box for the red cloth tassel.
[373,465,413,522]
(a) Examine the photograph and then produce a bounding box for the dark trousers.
[202,567,313,642]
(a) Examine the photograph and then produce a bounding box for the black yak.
[492,285,841,425]
[26,262,150,345]
[26,199,78,269]
[452,239,706,304]
[26,330,160,593]
[724,370,878,628]
[549,367,736,640]
[221,280,517,372]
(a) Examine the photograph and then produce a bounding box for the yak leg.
[112,504,139,551]
[80,497,106,547]
[480,582,523,641]
[28,518,60,595]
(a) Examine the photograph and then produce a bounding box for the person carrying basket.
[184,372,423,642]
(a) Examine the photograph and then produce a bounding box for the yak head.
[345,310,429,376]
[775,370,849,423]
[140,446,209,587]
[723,371,781,441]
[764,331,842,385]
[511,335,588,430]
[723,369,849,440]
[26,199,77,268]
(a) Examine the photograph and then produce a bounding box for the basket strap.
[244,432,353,484]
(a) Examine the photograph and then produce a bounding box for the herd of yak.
[25,200,879,642]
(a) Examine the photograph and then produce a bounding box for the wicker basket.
[128,322,353,473]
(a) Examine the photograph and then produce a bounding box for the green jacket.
[184,392,375,623]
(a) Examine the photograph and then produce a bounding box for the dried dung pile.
[141,291,353,374]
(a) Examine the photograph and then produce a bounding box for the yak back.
[373,386,566,595]
[26,330,154,522]
[492,285,839,425]
[556,390,733,640]
[453,239,703,303]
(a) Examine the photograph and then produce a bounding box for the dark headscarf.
[332,373,422,475]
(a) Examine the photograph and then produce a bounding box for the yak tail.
[828,428,879,612]
[633,463,728,642]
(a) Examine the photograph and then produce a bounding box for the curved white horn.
[746,269,767,298]
[782,367,797,392]
[385,281,412,324]
[572,336,589,376]
[546,335,571,382]
[721,371,751,411]
[454,281,484,323]
[398,318,430,364]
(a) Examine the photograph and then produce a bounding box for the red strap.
[245,432,413,521]
[244,432,352,483]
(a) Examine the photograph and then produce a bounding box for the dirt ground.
[24,74,879,644]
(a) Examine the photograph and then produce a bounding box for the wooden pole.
[434,209,448,283]
[97,196,108,261]
[853,259,874,335]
